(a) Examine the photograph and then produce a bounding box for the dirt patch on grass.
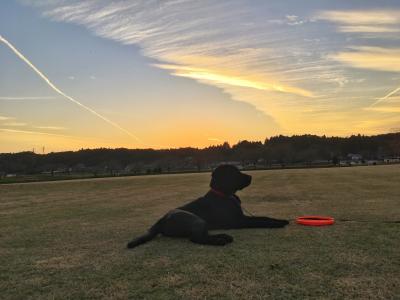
[335,276,399,299]
[143,256,172,268]
[36,254,85,269]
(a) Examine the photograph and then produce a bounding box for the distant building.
[347,153,362,162]
[339,153,363,166]
[384,157,400,163]
[213,161,243,169]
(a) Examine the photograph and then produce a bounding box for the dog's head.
[210,164,252,195]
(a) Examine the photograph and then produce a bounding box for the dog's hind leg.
[161,209,232,246]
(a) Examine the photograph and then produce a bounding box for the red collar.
[210,188,228,197]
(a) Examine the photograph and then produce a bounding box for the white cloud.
[329,47,400,72]
[0,127,77,139]
[34,126,66,130]
[316,10,400,34]
[0,96,56,100]
[0,115,14,121]
[339,25,400,33]
[286,15,298,22]
[207,137,221,142]
[20,1,400,136]
[316,10,400,25]
[25,2,342,122]
[3,122,27,126]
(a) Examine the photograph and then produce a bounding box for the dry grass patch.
[1,165,399,299]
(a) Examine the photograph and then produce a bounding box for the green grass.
[1,165,399,299]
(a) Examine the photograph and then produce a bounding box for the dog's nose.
[240,174,252,189]
[247,175,252,185]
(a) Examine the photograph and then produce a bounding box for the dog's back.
[177,192,244,229]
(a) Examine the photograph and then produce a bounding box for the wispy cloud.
[329,47,400,72]
[0,127,109,144]
[317,9,400,111]
[366,106,400,113]
[156,64,314,97]
[34,125,66,130]
[18,2,400,136]
[207,137,221,142]
[0,34,144,145]
[0,128,70,138]
[316,10,400,27]
[3,122,27,126]
[23,0,347,132]
[316,9,400,37]
[0,96,56,100]
[338,25,400,33]
[0,115,15,121]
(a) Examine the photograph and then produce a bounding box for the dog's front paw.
[213,233,234,243]
[281,220,290,226]
[213,237,231,246]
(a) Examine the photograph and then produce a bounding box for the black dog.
[127,165,289,248]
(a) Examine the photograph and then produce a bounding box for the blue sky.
[1,1,400,152]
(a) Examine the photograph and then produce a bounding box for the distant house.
[213,161,243,169]
[347,153,362,162]
[384,157,400,163]
[339,153,363,166]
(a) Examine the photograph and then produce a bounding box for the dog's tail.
[127,218,163,249]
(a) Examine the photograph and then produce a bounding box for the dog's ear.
[210,165,252,195]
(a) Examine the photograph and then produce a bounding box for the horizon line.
[1,131,399,154]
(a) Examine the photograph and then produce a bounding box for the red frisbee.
[296,216,335,226]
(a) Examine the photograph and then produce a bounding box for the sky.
[1,0,400,153]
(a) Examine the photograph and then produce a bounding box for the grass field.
[1,165,399,299]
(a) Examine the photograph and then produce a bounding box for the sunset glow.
[1,1,400,152]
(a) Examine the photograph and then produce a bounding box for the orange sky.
[1,1,400,152]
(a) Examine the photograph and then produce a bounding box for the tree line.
[1,133,399,175]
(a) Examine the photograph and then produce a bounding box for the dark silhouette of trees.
[0,133,399,175]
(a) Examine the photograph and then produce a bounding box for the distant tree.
[1,133,400,176]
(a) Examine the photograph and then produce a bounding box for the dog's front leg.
[241,216,289,228]
[189,220,233,246]
[190,234,233,246]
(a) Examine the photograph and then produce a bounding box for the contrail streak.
[0,127,84,139]
[0,34,143,144]
[370,85,400,107]
[0,127,113,144]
